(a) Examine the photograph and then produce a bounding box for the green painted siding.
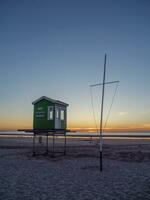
[33,99,55,129]
[33,99,67,130]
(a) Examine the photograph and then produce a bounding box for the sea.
[0,130,150,138]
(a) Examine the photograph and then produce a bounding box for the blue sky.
[0,0,150,130]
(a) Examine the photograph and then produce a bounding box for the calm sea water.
[69,131,150,138]
[0,130,150,137]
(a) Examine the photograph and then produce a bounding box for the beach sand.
[0,135,150,200]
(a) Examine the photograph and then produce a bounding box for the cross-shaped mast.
[90,54,119,172]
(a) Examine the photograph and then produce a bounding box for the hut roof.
[32,96,69,106]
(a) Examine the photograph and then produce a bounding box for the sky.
[0,0,150,131]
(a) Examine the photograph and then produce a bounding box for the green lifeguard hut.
[32,96,69,130]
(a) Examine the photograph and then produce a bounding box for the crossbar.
[90,80,119,87]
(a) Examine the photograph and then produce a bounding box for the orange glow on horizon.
[0,116,150,132]
[68,127,150,132]
[1,127,150,132]
[0,117,32,131]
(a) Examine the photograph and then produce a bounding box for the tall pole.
[99,54,107,172]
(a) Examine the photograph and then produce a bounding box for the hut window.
[48,107,53,120]
[61,110,65,120]
[56,108,59,119]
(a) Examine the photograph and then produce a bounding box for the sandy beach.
[0,135,150,200]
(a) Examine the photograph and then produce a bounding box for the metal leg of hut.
[46,133,49,154]
[51,133,55,158]
[33,133,36,156]
[64,131,66,155]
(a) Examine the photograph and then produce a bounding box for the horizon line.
[0,127,150,132]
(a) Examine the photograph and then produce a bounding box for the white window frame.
[60,109,65,121]
[55,107,59,119]
[47,106,54,120]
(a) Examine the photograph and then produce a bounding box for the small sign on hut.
[32,96,69,130]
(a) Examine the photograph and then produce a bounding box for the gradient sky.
[0,0,150,131]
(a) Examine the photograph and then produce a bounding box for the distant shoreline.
[1,133,150,140]
[1,129,150,133]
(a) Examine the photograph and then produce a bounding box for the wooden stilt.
[52,133,55,158]
[33,133,35,156]
[46,133,48,154]
[64,131,66,155]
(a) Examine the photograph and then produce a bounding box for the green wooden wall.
[33,99,67,129]
[33,99,54,129]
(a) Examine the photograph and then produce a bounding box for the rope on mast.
[90,81,119,132]
[104,81,119,129]
[90,87,99,134]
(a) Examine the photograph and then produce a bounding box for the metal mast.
[99,54,106,172]
[90,54,119,172]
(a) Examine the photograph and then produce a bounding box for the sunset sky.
[0,0,150,131]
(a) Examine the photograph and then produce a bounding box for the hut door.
[55,106,61,129]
